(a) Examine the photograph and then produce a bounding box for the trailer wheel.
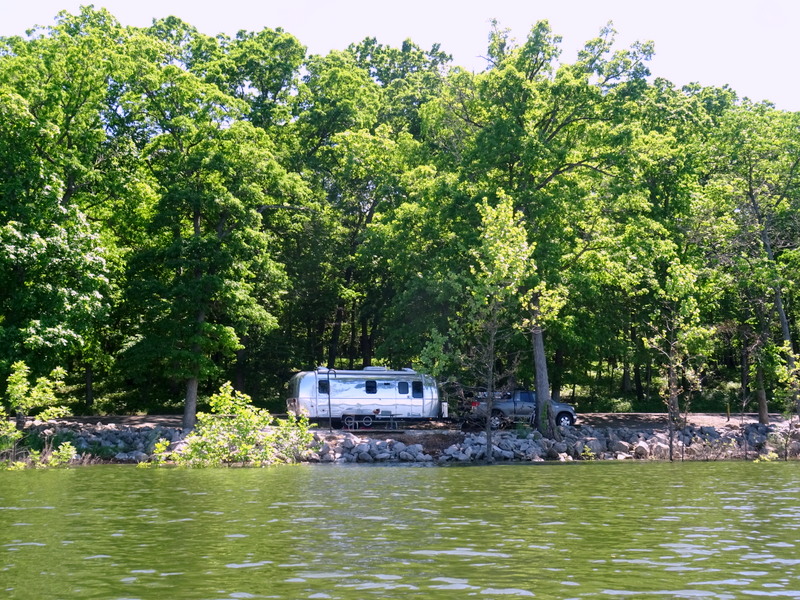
[342,415,357,429]
[360,415,374,428]
[489,410,505,430]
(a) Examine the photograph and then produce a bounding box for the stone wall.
[20,418,800,464]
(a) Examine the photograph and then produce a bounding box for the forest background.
[1,7,798,429]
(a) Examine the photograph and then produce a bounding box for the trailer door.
[395,379,423,417]
[311,376,327,417]
[370,379,397,416]
[396,380,412,416]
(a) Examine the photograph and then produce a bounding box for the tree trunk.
[234,346,247,395]
[327,266,355,369]
[183,305,206,431]
[484,315,498,463]
[327,302,345,368]
[632,324,645,402]
[85,363,94,408]
[753,199,799,413]
[593,356,603,400]
[551,347,564,403]
[621,359,632,393]
[532,325,559,440]
[347,300,357,370]
[756,364,769,425]
[360,318,372,368]
[183,376,198,430]
[634,363,644,403]
[666,357,680,424]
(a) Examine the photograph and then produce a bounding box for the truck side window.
[398,381,409,394]
[365,380,377,394]
[318,380,329,394]
[519,391,533,403]
[411,381,423,398]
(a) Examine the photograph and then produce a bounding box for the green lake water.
[1,461,799,599]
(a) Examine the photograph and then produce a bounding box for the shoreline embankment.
[19,413,800,464]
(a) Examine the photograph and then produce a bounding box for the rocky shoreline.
[21,413,800,464]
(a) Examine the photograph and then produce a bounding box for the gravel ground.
[51,412,794,431]
[579,412,792,430]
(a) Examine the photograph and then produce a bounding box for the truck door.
[515,390,536,419]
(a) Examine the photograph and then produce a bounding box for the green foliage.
[49,441,77,466]
[2,431,76,469]
[0,8,797,420]
[0,407,22,452]
[23,428,74,452]
[513,421,532,439]
[753,451,779,463]
[167,382,314,467]
[5,361,69,419]
[149,437,172,465]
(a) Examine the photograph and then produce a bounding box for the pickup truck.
[470,390,577,429]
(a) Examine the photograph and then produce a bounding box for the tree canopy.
[1,8,798,425]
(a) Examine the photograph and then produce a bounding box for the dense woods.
[1,8,798,428]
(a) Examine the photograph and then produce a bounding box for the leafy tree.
[598,77,712,410]
[362,166,469,368]
[702,103,800,415]
[118,36,303,428]
[463,192,532,454]
[3,6,799,421]
[290,50,380,166]
[423,20,654,427]
[0,7,121,395]
[348,36,451,136]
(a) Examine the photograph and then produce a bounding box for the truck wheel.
[360,415,374,428]
[556,412,575,427]
[342,415,357,429]
[489,410,504,430]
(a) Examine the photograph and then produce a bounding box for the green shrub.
[167,382,315,467]
[2,435,77,469]
[24,428,75,452]
[0,407,22,453]
[5,361,70,422]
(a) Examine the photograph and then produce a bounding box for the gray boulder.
[633,441,650,458]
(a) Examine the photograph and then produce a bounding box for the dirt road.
[51,412,791,430]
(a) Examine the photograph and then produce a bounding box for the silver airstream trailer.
[287,366,446,428]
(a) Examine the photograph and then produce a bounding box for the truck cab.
[471,390,577,429]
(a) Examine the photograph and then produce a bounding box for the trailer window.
[365,380,377,394]
[412,381,423,398]
[398,381,409,395]
[318,380,329,394]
